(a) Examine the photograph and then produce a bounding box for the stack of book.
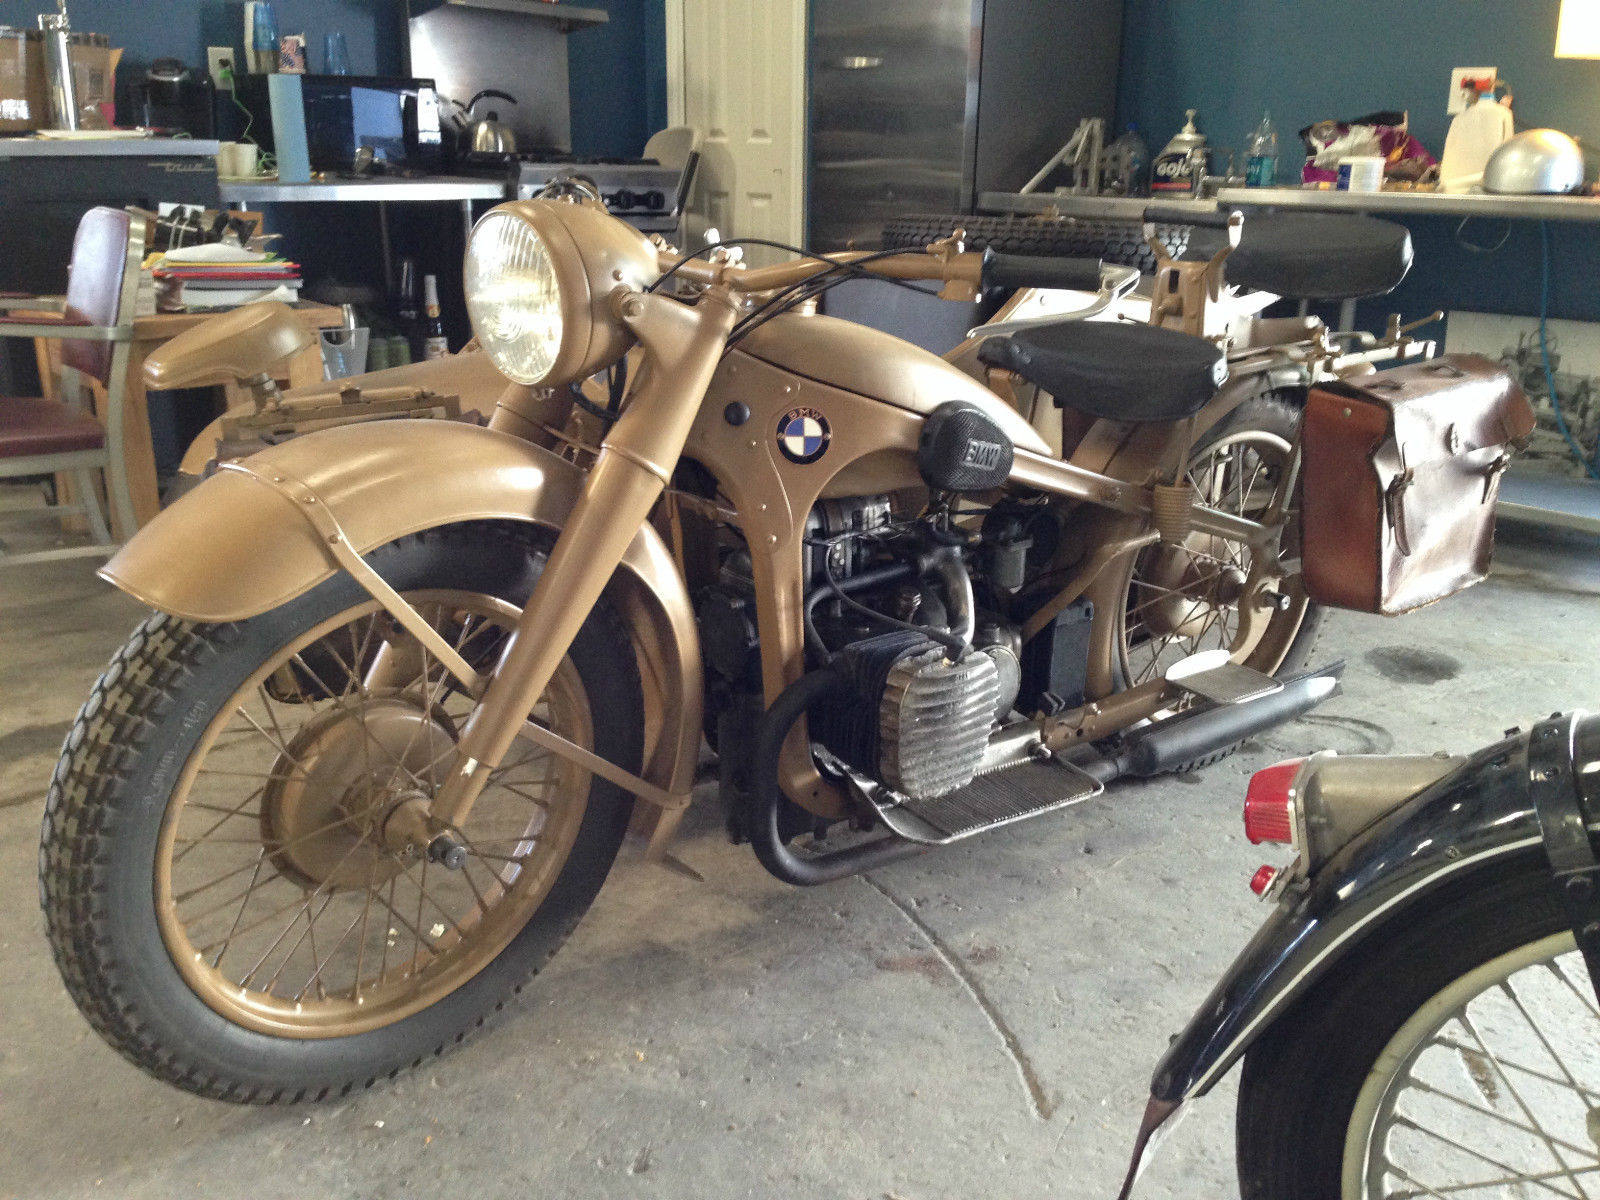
[152,244,302,311]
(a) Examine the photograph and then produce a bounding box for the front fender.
[101,420,703,822]
[1152,724,1556,1103]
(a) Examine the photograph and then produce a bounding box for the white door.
[667,0,806,263]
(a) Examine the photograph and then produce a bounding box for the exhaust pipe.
[1084,663,1344,784]
[750,662,1342,886]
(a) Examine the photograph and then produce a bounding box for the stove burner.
[450,147,694,233]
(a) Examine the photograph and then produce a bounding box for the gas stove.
[456,150,687,233]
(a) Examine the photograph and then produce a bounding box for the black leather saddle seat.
[978,320,1226,423]
[1193,212,1413,301]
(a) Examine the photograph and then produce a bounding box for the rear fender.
[101,420,703,848]
[1151,723,1561,1104]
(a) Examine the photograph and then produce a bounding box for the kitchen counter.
[1214,186,1600,223]
[978,187,1600,224]
[0,136,219,158]
[218,176,508,203]
[977,192,1218,220]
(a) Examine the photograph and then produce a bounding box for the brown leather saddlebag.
[1300,354,1534,614]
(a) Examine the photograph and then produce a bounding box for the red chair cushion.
[0,396,105,458]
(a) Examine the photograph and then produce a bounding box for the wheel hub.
[1141,536,1249,640]
[261,698,456,890]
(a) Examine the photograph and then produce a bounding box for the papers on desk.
[150,247,302,311]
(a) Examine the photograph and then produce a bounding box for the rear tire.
[40,522,643,1102]
[1235,864,1581,1199]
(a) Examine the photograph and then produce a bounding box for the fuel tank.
[734,313,1052,455]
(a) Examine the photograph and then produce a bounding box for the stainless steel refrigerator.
[807,0,1123,252]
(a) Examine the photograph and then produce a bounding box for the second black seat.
[978,321,1226,422]
[1193,212,1413,300]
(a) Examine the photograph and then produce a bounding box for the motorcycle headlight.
[464,199,659,388]
[464,210,563,385]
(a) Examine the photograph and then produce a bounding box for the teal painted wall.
[1,1,404,83]
[567,0,668,157]
[1116,0,1600,323]
[0,0,665,155]
[1117,0,1600,171]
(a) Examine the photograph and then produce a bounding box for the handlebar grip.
[980,250,1104,293]
[1142,204,1240,229]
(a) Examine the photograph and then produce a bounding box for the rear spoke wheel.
[1114,396,1316,692]
[1351,937,1600,1200]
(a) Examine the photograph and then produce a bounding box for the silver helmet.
[1483,128,1586,194]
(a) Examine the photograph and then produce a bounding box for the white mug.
[218,141,259,179]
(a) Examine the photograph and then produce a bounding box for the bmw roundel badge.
[776,406,830,465]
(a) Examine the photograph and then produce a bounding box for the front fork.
[425,287,739,831]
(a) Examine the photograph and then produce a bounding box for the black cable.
[566,380,618,427]
[649,237,847,293]
[608,355,628,410]
[729,249,943,343]
[734,249,943,330]
[1454,216,1512,254]
[650,237,944,342]
[817,551,967,658]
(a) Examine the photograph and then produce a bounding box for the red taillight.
[1244,757,1305,846]
[1249,865,1279,896]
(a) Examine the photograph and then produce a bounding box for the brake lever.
[964,264,1141,340]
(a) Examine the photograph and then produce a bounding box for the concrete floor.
[1,518,1596,1200]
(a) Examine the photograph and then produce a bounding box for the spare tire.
[881,213,1190,276]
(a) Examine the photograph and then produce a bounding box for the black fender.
[1151,712,1600,1104]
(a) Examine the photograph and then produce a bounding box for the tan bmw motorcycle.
[41,194,1418,1101]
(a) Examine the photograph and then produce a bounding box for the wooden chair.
[0,206,142,565]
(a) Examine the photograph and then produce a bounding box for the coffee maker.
[129,58,214,137]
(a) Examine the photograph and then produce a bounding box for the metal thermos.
[1151,108,1207,195]
[38,2,77,131]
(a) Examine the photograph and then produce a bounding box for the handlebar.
[657,247,988,294]
[656,244,1111,300]
[980,249,1104,293]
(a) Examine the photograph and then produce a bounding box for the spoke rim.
[154,590,594,1039]
[1345,932,1600,1199]
[1115,426,1305,689]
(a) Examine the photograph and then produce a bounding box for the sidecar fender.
[101,420,703,822]
[1150,721,1574,1104]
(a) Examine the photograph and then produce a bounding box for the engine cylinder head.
[810,631,1000,801]
[878,645,1000,799]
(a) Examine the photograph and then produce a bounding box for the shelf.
[218,176,509,203]
[411,0,609,29]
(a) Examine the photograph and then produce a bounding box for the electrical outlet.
[207,46,235,91]
[1448,66,1497,115]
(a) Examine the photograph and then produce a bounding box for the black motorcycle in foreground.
[1119,710,1600,1199]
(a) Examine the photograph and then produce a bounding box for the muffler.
[747,661,1342,887]
[1084,663,1344,783]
